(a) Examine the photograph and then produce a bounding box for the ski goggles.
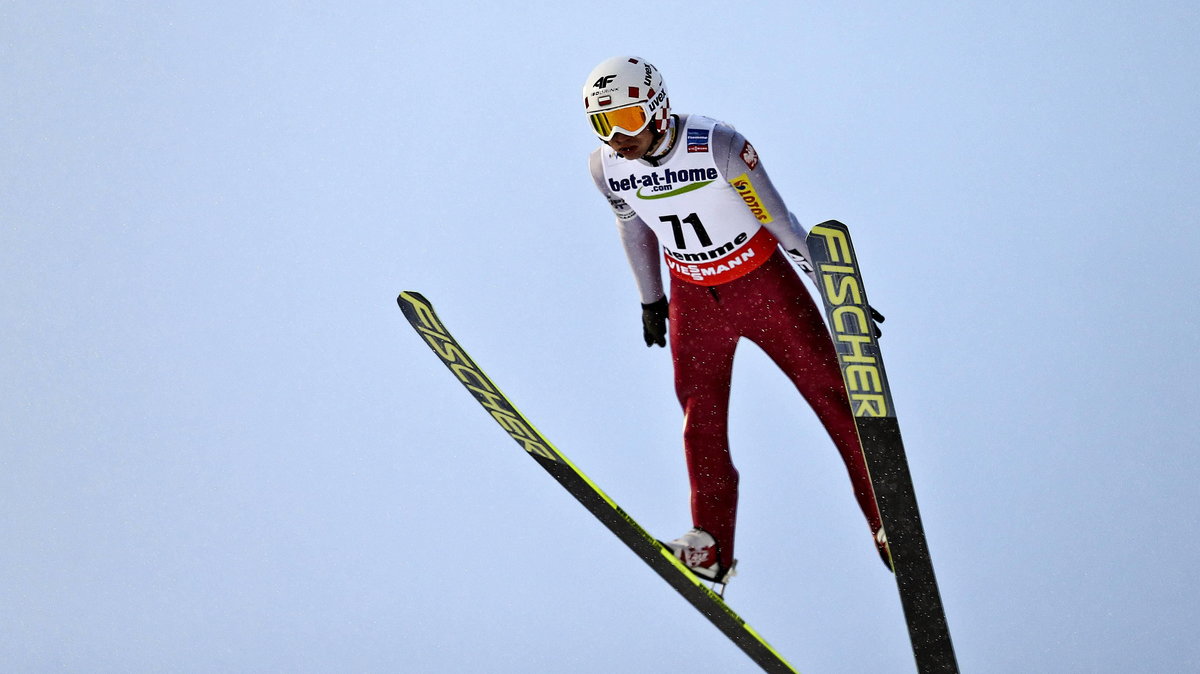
[588,103,651,141]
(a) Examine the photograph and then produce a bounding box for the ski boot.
[663,527,737,585]
[874,525,894,571]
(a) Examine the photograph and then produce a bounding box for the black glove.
[868,305,885,338]
[641,296,669,348]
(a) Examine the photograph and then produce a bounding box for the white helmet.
[582,56,670,141]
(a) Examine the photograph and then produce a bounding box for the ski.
[805,221,959,673]
[396,291,799,674]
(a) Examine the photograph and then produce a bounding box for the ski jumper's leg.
[669,278,741,570]
[724,252,884,537]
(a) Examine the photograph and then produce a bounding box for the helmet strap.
[643,115,677,166]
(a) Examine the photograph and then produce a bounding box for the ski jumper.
[589,114,883,570]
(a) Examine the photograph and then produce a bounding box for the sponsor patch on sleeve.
[730,173,773,223]
[607,195,637,221]
[740,140,759,170]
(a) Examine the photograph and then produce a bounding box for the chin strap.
[642,115,678,166]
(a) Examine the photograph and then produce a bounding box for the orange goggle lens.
[589,104,650,140]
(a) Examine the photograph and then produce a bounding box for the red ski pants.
[668,250,883,569]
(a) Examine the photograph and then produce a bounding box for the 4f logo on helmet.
[593,75,616,88]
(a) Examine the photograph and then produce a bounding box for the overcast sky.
[3,1,1198,672]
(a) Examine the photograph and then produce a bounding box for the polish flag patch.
[740,140,759,170]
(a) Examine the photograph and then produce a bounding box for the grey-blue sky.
[2,1,1197,672]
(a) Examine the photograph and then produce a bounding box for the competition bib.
[600,116,779,286]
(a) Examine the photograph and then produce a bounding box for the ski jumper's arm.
[589,148,665,304]
[709,124,820,287]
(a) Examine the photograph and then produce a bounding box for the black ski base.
[397,291,798,673]
[806,221,959,673]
